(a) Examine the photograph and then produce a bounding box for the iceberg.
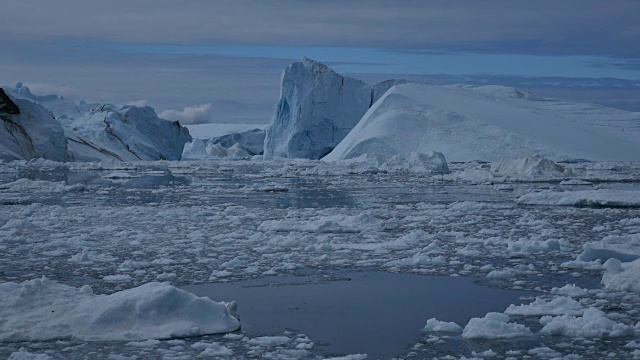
[63,105,192,161]
[324,83,640,162]
[0,89,68,162]
[207,128,265,155]
[263,58,405,159]
[0,277,240,342]
[5,84,192,162]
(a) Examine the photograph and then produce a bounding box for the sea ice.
[0,277,239,342]
[462,312,533,339]
[540,307,634,338]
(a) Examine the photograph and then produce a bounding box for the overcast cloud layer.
[2,0,640,57]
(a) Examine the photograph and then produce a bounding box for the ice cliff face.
[0,89,69,162]
[325,83,640,162]
[5,84,192,162]
[263,58,406,159]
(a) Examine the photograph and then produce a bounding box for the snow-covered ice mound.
[0,89,68,162]
[0,277,239,342]
[517,190,640,208]
[324,83,640,162]
[491,156,569,178]
[264,58,405,159]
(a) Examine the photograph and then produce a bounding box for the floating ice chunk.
[381,151,450,174]
[423,318,462,332]
[577,233,640,263]
[69,250,116,264]
[486,269,516,279]
[491,156,569,178]
[191,341,233,356]
[246,335,291,346]
[505,297,583,316]
[540,307,634,338]
[8,348,53,360]
[602,258,640,293]
[517,190,640,208]
[259,213,383,233]
[0,277,239,342]
[181,139,208,160]
[462,312,533,339]
[506,238,564,254]
[550,284,589,297]
[385,253,446,267]
[322,355,368,360]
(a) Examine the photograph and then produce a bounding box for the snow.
[0,277,239,342]
[0,89,68,162]
[462,312,533,339]
[540,307,634,338]
[517,190,640,208]
[423,318,462,333]
[324,83,640,162]
[264,58,406,159]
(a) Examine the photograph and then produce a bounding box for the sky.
[1,0,640,124]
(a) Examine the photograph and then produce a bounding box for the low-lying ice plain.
[1,158,640,359]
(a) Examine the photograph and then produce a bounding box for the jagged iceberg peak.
[0,89,69,161]
[263,58,407,159]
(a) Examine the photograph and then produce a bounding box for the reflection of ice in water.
[1,160,640,359]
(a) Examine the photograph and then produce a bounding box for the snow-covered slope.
[324,84,640,162]
[63,105,192,162]
[0,89,68,162]
[263,58,406,159]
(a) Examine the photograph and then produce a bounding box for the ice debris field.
[2,158,640,359]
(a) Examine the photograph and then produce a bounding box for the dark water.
[184,271,532,360]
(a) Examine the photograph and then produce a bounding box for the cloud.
[1,0,639,57]
[158,103,214,124]
[22,82,83,100]
[126,99,148,107]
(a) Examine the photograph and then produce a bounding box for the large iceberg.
[263,58,405,159]
[0,89,68,162]
[63,105,192,162]
[324,83,640,162]
[5,84,192,162]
